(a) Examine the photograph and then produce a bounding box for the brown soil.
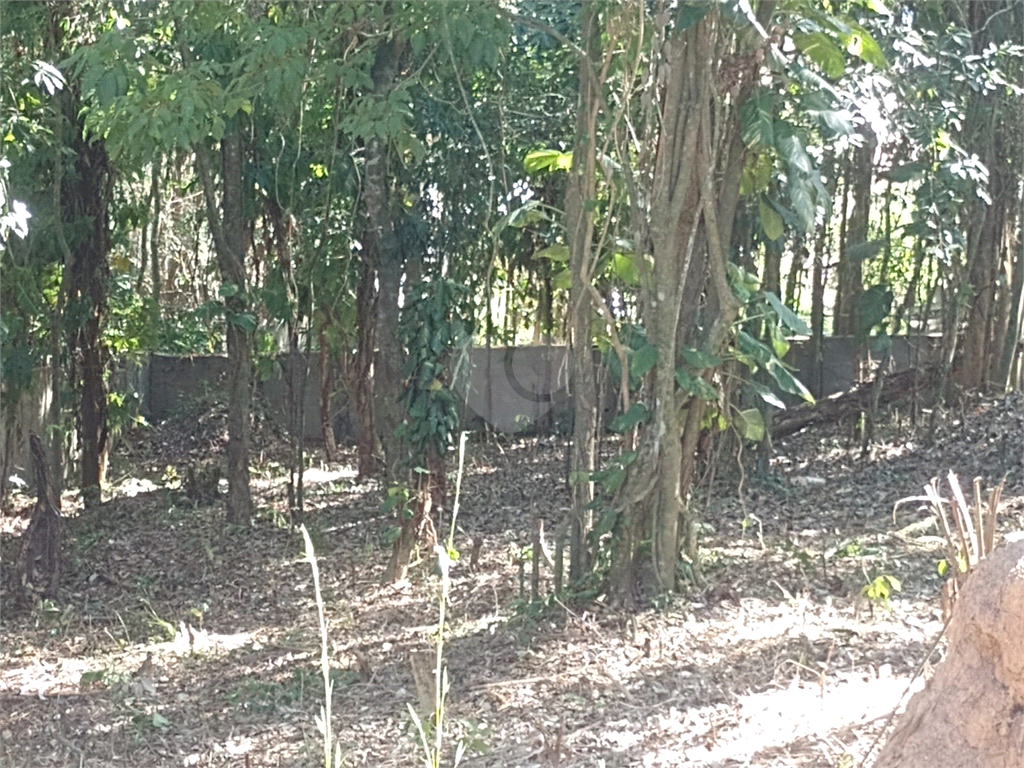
[3,392,1024,767]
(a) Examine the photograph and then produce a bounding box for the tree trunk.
[352,259,380,477]
[195,131,253,526]
[565,0,601,584]
[834,128,875,337]
[363,36,408,482]
[809,152,834,398]
[998,198,1024,390]
[609,5,758,598]
[319,331,340,463]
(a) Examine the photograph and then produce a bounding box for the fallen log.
[771,364,940,439]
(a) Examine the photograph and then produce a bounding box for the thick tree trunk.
[565,0,601,585]
[609,5,754,598]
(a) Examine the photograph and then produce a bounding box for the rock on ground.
[874,540,1024,768]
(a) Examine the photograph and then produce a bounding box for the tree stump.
[873,539,1024,768]
[16,433,63,603]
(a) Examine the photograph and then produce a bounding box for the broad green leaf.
[506,202,548,228]
[788,172,817,231]
[764,291,811,335]
[630,344,659,380]
[533,245,569,263]
[610,402,650,433]
[741,153,773,195]
[680,347,722,369]
[227,312,257,334]
[739,90,774,149]
[552,268,571,290]
[611,253,640,286]
[219,282,240,298]
[524,149,573,173]
[776,123,813,174]
[675,368,718,401]
[844,23,887,68]
[737,330,773,366]
[799,91,853,137]
[856,284,893,341]
[766,358,814,402]
[770,328,790,359]
[793,31,846,79]
[750,380,786,409]
[759,197,785,241]
[735,408,765,442]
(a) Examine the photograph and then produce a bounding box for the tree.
[71,2,346,523]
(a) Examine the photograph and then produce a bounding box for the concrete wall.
[0,336,949,486]
[785,335,943,399]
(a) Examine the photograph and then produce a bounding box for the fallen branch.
[772,365,940,439]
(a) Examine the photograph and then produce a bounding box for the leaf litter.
[3,391,1024,766]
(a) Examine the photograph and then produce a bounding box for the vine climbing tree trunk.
[607,3,765,599]
[565,0,601,585]
[362,35,409,482]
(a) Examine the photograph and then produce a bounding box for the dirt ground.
[4,392,1024,768]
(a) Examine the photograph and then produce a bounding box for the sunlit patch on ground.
[4,395,1024,766]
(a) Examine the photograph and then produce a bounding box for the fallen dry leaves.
[2,391,1024,767]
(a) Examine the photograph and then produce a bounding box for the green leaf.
[739,90,774,149]
[770,328,790,359]
[776,121,813,175]
[766,358,814,403]
[219,282,240,298]
[759,197,785,241]
[630,344,659,380]
[680,347,722,369]
[505,201,549,229]
[611,253,640,286]
[533,245,569,263]
[735,408,765,442]
[799,90,853,137]
[152,712,170,729]
[749,380,786,410]
[736,330,772,365]
[844,23,887,68]
[764,291,811,335]
[524,149,573,173]
[856,284,893,341]
[227,312,257,334]
[741,153,773,195]
[610,402,650,433]
[675,368,718,401]
[552,268,570,290]
[793,31,846,79]
[788,173,817,231]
